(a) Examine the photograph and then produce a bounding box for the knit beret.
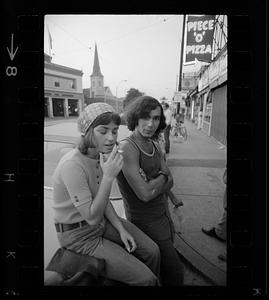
[77,102,115,136]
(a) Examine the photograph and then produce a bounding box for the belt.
[55,220,88,233]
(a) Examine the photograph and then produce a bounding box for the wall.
[44,68,83,93]
[45,74,76,91]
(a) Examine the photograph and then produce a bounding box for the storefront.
[207,46,227,145]
[44,53,84,119]
[182,44,227,143]
[210,84,227,145]
[193,45,227,140]
[68,99,79,116]
[202,90,212,135]
[52,98,64,117]
[44,94,82,118]
[197,65,210,134]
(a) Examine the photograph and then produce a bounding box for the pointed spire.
[91,43,103,77]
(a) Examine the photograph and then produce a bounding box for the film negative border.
[1,2,267,297]
[228,12,267,296]
[2,11,43,296]
[228,14,253,292]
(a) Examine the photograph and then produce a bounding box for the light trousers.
[57,217,161,286]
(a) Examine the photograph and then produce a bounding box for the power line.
[46,15,179,75]
[100,15,178,46]
[46,17,93,52]
[46,15,177,55]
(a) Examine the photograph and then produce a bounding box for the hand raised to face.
[100,144,124,180]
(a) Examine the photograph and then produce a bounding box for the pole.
[178,15,186,92]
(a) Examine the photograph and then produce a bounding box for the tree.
[123,88,144,109]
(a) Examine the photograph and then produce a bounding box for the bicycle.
[172,122,188,141]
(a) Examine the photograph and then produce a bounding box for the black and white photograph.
[44,14,228,286]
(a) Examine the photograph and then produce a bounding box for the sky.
[44,15,184,100]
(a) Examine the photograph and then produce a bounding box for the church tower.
[90,43,104,98]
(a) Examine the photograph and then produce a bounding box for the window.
[54,82,60,87]
[98,81,101,87]
[70,80,75,89]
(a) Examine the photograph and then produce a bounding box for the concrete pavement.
[166,119,227,285]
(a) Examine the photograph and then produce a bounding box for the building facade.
[175,15,228,146]
[44,53,84,118]
[186,45,227,145]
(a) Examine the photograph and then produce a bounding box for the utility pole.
[178,14,186,92]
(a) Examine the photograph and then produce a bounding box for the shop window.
[68,99,79,116]
[52,98,64,117]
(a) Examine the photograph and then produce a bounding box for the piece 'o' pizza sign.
[185,15,216,63]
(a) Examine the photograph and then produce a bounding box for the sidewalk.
[167,119,227,285]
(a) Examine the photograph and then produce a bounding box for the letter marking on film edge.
[6,251,16,259]
[4,173,15,182]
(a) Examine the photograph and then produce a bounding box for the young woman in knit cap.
[51,102,160,286]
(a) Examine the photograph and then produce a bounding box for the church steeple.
[91,43,103,77]
[90,43,104,98]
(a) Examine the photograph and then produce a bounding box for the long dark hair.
[78,112,121,154]
[126,96,166,137]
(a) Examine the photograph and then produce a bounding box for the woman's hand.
[100,145,124,181]
[119,228,137,253]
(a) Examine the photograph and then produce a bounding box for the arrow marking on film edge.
[6,34,18,61]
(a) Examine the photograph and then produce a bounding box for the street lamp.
[116,80,127,113]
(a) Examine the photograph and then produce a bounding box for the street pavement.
[166,119,227,286]
[44,116,227,285]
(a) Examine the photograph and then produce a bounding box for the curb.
[174,234,226,286]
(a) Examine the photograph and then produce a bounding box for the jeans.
[131,213,184,286]
[163,125,171,153]
[215,188,227,241]
[57,217,160,286]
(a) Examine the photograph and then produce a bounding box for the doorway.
[52,98,64,117]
